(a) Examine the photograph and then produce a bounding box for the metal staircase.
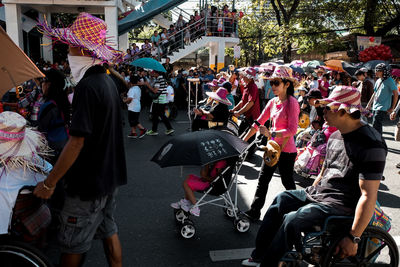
[118,0,188,35]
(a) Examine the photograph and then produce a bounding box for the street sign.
[234,45,241,59]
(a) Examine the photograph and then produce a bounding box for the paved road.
[66,109,400,267]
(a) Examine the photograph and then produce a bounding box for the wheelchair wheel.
[321,226,399,267]
[0,240,54,267]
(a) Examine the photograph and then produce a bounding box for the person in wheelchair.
[191,87,232,131]
[0,111,52,236]
[242,86,387,267]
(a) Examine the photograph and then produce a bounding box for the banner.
[357,36,382,51]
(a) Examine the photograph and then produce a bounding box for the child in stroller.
[170,159,227,216]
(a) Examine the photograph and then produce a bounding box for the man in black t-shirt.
[34,13,127,267]
[242,86,386,267]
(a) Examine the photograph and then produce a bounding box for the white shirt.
[166,85,174,103]
[310,80,319,90]
[127,86,141,112]
[0,157,51,234]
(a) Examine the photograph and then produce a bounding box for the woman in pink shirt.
[243,66,300,221]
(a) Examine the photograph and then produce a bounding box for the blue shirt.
[264,80,275,99]
[202,74,215,92]
[373,77,397,111]
[227,94,235,110]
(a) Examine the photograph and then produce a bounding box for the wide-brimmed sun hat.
[240,67,257,80]
[268,66,300,88]
[207,79,219,87]
[317,86,366,115]
[37,12,125,63]
[0,112,51,172]
[206,88,232,106]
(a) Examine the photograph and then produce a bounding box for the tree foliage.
[237,0,400,64]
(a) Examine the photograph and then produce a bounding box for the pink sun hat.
[207,79,219,87]
[317,86,367,115]
[37,12,125,63]
[206,88,232,106]
[240,67,257,79]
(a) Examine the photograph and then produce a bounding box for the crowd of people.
[123,5,240,61]
[0,11,398,267]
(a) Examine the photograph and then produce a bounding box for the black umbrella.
[342,62,358,76]
[151,130,249,167]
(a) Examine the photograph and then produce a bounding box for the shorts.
[128,111,140,127]
[58,190,118,254]
[187,174,210,192]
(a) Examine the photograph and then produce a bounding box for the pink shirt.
[252,96,300,153]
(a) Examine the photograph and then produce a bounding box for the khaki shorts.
[58,190,118,254]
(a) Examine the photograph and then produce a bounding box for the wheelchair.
[0,186,54,267]
[280,216,399,267]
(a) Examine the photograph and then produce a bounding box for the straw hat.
[37,12,124,63]
[206,88,232,106]
[0,112,51,172]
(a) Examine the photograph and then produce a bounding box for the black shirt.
[65,65,127,200]
[305,125,387,213]
[210,103,229,123]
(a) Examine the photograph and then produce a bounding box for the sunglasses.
[270,80,282,87]
[41,77,49,83]
[324,106,331,111]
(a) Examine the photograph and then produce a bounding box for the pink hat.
[207,79,219,87]
[269,65,300,88]
[37,12,125,63]
[240,67,257,79]
[206,88,232,106]
[318,86,366,114]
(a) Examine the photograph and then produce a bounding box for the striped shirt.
[153,75,168,104]
[305,124,387,214]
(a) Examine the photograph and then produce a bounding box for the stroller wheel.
[223,207,238,218]
[174,209,188,223]
[180,219,196,239]
[234,216,250,233]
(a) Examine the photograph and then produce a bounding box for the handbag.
[11,187,51,242]
[394,121,400,141]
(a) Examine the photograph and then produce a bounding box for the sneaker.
[241,258,260,266]
[243,210,260,221]
[165,129,175,135]
[127,133,137,138]
[146,130,158,136]
[189,206,200,217]
[170,199,191,210]
[138,128,147,139]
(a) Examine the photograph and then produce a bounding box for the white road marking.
[209,248,254,262]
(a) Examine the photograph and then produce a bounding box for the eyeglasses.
[41,77,49,83]
[324,106,331,111]
[270,80,281,87]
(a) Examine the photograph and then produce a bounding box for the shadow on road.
[378,190,400,208]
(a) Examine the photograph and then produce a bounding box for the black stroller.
[151,129,255,239]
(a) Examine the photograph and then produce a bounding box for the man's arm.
[312,166,325,186]
[230,100,243,112]
[235,100,254,116]
[34,136,85,199]
[335,179,380,258]
[388,90,399,114]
